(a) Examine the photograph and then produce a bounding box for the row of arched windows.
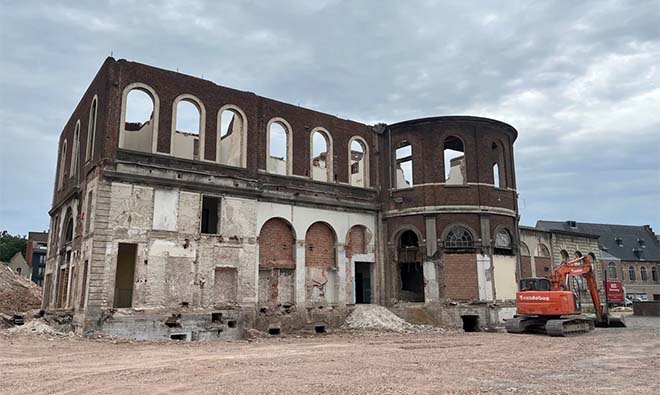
[117,84,370,187]
[393,137,506,189]
[607,262,658,282]
[519,242,551,257]
[57,97,98,191]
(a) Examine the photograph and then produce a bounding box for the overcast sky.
[1,0,659,236]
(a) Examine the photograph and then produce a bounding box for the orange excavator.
[506,255,626,336]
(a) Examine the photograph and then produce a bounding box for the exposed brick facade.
[443,253,479,301]
[259,218,295,269]
[305,223,336,269]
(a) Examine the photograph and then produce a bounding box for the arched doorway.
[398,230,424,302]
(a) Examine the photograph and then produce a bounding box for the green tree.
[0,230,28,262]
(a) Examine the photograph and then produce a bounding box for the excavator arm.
[549,255,605,322]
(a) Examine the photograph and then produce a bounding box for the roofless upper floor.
[51,57,519,212]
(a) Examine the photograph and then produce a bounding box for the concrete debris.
[7,319,65,336]
[342,305,438,333]
[0,264,42,315]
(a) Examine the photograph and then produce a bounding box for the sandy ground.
[1,316,658,395]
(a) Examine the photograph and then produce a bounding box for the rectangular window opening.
[201,196,220,234]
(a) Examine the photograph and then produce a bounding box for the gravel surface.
[1,316,658,394]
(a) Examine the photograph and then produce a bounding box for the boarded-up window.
[214,267,238,304]
[153,189,178,231]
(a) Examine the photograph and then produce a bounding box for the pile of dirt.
[7,319,65,336]
[342,305,437,333]
[0,264,42,315]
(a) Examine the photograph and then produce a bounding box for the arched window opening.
[443,136,465,185]
[86,97,98,161]
[258,218,296,305]
[267,121,289,175]
[57,140,67,191]
[491,142,505,188]
[218,108,245,167]
[640,267,648,282]
[395,142,413,188]
[575,251,583,258]
[398,230,423,302]
[70,122,80,179]
[346,225,369,256]
[445,226,474,249]
[560,250,569,262]
[305,222,338,304]
[172,99,203,160]
[652,267,658,282]
[64,210,74,244]
[85,191,94,235]
[519,242,530,256]
[121,88,156,153]
[310,129,332,182]
[608,262,617,279]
[349,138,368,187]
[536,244,551,258]
[628,266,636,281]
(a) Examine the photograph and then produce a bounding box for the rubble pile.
[342,305,437,333]
[7,319,65,336]
[0,264,42,315]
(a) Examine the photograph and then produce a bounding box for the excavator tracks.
[545,317,595,336]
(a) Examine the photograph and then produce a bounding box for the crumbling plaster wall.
[256,201,376,306]
[102,182,257,310]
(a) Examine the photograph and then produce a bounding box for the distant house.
[26,232,48,286]
[3,251,30,279]
[536,221,660,301]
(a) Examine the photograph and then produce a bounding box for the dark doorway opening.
[268,327,281,335]
[114,243,137,308]
[461,315,480,332]
[397,230,424,302]
[355,262,372,304]
[400,263,424,302]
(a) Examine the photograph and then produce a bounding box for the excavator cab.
[519,278,551,292]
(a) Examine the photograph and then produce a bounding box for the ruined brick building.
[45,58,521,340]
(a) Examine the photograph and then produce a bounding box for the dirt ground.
[1,316,658,395]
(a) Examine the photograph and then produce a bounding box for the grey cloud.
[0,0,658,235]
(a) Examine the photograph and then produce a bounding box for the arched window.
[57,140,67,191]
[560,250,569,262]
[652,266,658,282]
[445,226,474,249]
[443,136,465,185]
[86,96,98,161]
[491,141,505,188]
[575,251,582,258]
[120,84,159,153]
[70,121,80,179]
[217,106,246,167]
[172,95,205,160]
[520,242,530,256]
[349,137,368,187]
[536,244,551,258]
[346,225,368,255]
[310,128,332,182]
[64,209,74,244]
[395,141,413,188]
[608,262,617,279]
[640,266,648,282]
[267,118,292,175]
[628,266,636,281]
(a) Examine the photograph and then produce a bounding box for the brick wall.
[442,253,478,300]
[534,257,552,278]
[258,218,295,269]
[305,222,336,268]
[520,256,532,278]
[346,225,366,257]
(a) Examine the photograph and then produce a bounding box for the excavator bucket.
[595,314,626,328]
